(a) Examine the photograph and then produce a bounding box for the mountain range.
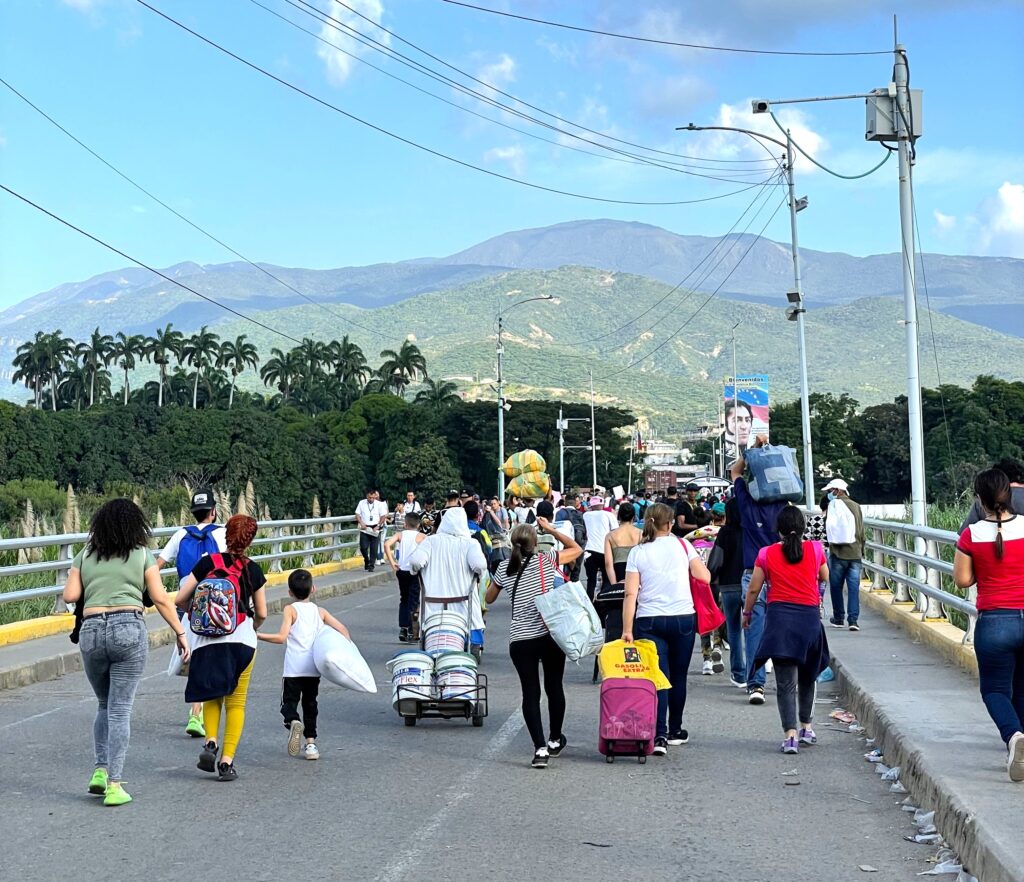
[2,219,1022,423]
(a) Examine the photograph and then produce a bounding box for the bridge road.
[0,579,930,882]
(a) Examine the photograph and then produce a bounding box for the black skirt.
[752,601,830,677]
[185,642,256,703]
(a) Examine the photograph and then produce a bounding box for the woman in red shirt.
[954,468,1024,782]
[743,506,830,754]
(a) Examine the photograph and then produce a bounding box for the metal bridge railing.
[863,516,977,645]
[0,515,360,612]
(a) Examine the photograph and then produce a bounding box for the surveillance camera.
[751,99,770,114]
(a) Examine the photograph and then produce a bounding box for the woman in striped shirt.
[487,518,581,768]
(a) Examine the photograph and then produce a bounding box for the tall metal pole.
[895,43,927,530]
[496,314,505,499]
[558,406,566,497]
[786,130,816,510]
[589,368,598,491]
[627,425,635,496]
[730,323,739,463]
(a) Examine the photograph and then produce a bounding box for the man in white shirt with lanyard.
[355,489,389,572]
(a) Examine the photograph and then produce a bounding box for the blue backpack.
[176,524,221,581]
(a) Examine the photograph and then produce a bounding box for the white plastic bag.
[533,580,604,662]
[827,498,857,545]
[313,628,377,693]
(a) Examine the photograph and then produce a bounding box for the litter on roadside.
[917,859,964,876]
[831,709,857,724]
[881,766,901,781]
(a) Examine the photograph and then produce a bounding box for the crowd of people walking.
[59,449,1024,802]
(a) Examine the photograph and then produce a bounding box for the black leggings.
[509,634,566,749]
[281,676,320,739]
[583,552,603,600]
[774,660,817,732]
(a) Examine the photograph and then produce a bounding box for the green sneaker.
[88,768,108,795]
[185,713,206,738]
[103,782,132,806]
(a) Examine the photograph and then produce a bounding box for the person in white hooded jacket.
[407,507,488,643]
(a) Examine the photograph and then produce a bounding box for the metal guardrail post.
[963,584,978,645]
[269,526,285,573]
[892,532,915,604]
[50,539,74,614]
[922,539,946,621]
[870,527,885,590]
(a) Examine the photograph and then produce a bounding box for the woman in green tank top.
[63,499,188,806]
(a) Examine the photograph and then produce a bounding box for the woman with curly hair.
[63,498,190,806]
[176,514,267,781]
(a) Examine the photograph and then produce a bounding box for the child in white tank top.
[384,512,426,643]
[257,569,350,760]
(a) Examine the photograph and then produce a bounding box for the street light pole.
[894,44,927,532]
[784,129,817,509]
[588,368,598,491]
[495,294,554,499]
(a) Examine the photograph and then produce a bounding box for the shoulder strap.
[509,555,531,610]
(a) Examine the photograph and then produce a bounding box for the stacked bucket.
[387,611,479,714]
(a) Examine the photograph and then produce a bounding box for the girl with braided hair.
[955,468,1024,782]
[176,514,267,781]
[743,506,830,755]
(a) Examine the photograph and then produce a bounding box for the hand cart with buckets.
[387,597,488,728]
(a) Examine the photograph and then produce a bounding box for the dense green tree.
[413,378,460,410]
[218,334,260,409]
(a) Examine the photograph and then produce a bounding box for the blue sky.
[1,0,1022,309]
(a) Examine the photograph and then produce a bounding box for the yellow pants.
[203,656,254,761]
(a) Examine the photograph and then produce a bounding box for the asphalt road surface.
[1,579,934,882]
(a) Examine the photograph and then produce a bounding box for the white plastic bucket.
[422,611,469,658]
[386,650,434,710]
[434,651,478,701]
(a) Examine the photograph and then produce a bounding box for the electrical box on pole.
[865,87,922,141]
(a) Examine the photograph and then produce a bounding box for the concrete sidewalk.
[829,601,1024,882]
[0,567,392,691]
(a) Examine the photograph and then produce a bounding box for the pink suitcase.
[598,677,657,763]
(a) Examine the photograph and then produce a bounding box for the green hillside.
[207,266,1024,430]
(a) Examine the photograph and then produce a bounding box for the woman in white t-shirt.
[622,503,711,756]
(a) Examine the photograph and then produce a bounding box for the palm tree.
[181,325,221,409]
[12,333,46,408]
[328,335,368,385]
[75,328,113,408]
[57,363,92,411]
[260,347,301,405]
[148,323,184,408]
[378,340,428,398]
[217,334,260,409]
[414,377,461,410]
[110,332,146,405]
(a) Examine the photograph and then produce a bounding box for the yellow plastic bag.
[599,639,671,690]
[506,470,551,499]
[502,449,547,478]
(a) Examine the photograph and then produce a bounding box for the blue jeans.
[974,610,1024,744]
[720,587,747,682]
[634,614,697,739]
[829,555,862,624]
[742,570,768,689]
[79,611,148,781]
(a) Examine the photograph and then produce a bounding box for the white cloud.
[484,145,525,176]
[316,0,387,87]
[975,182,1024,258]
[476,53,517,87]
[537,36,578,65]
[696,100,826,174]
[933,210,956,231]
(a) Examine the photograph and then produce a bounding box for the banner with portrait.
[724,374,769,462]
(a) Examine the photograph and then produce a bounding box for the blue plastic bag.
[745,444,804,503]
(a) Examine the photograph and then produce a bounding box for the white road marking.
[373,708,525,882]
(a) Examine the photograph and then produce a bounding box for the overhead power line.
[330,0,780,165]
[0,75,388,340]
[283,0,774,183]
[439,0,891,57]
[136,1,772,206]
[0,183,304,345]
[573,170,784,348]
[596,192,790,380]
[769,111,892,179]
[268,0,770,184]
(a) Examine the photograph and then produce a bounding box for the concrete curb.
[860,588,978,678]
[0,558,364,649]
[831,652,1020,882]
[0,568,391,693]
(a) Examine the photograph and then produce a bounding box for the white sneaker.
[287,720,303,757]
[702,659,713,676]
[1009,732,1024,783]
[303,743,320,761]
[729,676,747,689]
